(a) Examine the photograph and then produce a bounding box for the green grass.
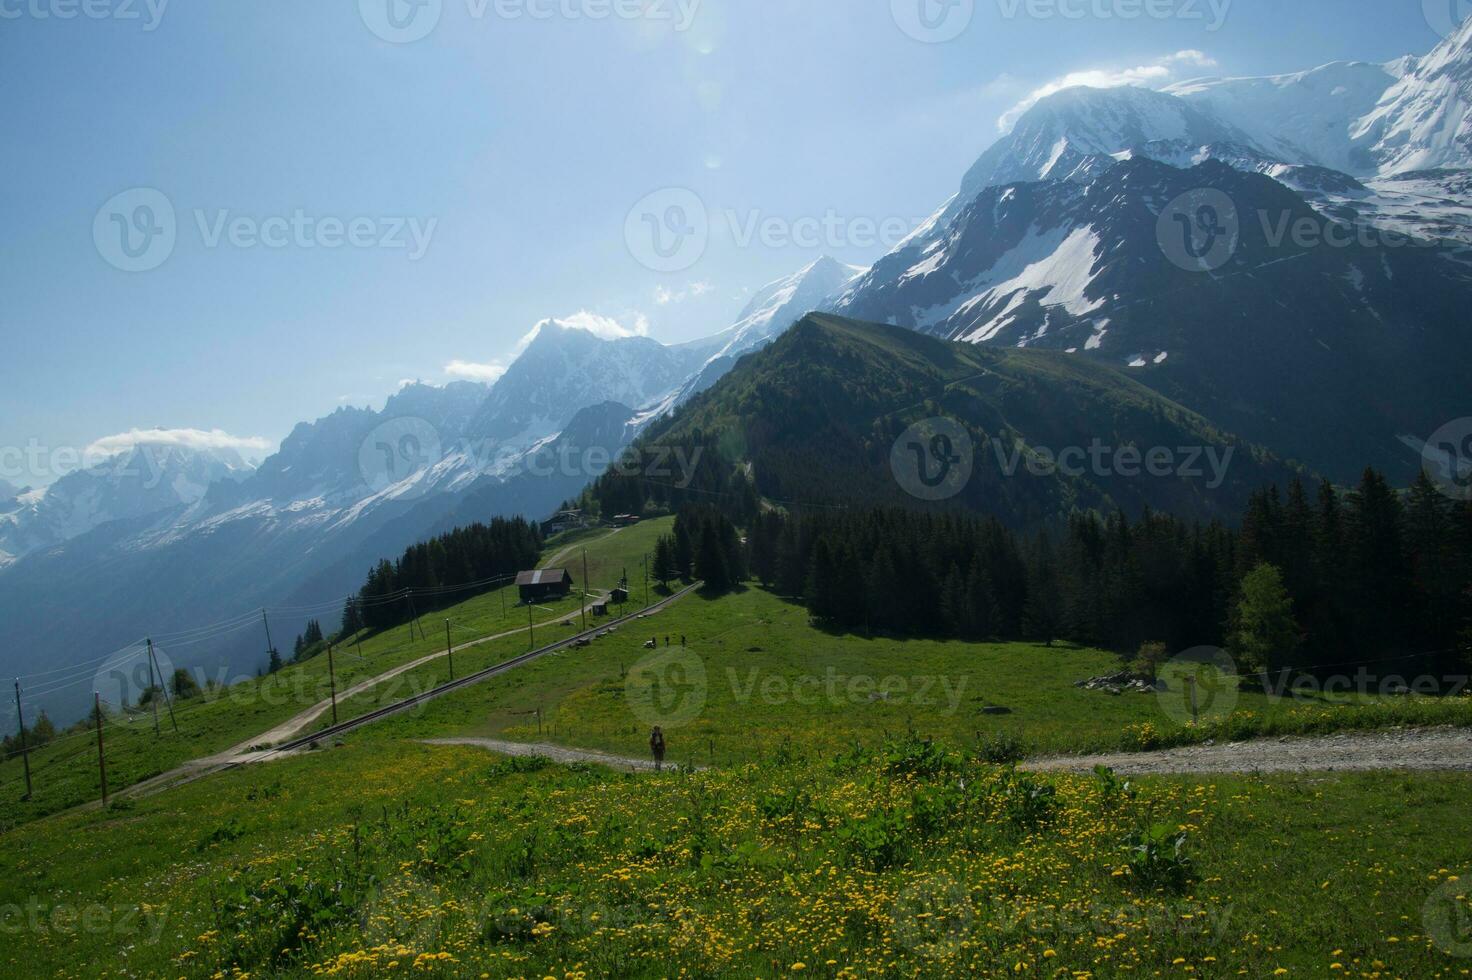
[1,734,1469,978]
[0,520,675,831]
[4,513,1472,976]
[357,586,1472,767]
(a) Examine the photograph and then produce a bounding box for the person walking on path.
[649,726,666,772]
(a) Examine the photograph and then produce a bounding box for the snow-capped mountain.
[824,20,1472,485]
[960,85,1258,198]
[0,442,255,565]
[951,22,1472,249]
[466,319,708,448]
[644,257,867,420]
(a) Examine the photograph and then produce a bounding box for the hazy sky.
[0,0,1455,483]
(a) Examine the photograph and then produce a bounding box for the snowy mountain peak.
[964,85,1251,197]
[0,442,256,563]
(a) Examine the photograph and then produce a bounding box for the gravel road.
[1027,727,1472,775]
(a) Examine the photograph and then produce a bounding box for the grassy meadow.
[1,735,1470,978]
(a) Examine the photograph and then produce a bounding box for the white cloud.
[537,310,650,341]
[85,428,272,460]
[998,50,1218,132]
[444,311,652,390]
[654,281,714,306]
[444,360,509,384]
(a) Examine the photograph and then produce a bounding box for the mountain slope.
[0,443,254,565]
[640,312,1298,524]
[834,157,1471,481]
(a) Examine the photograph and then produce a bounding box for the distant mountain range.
[5,20,1469,720]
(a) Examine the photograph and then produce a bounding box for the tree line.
[697,469,1471,680]
[345,518,543,636]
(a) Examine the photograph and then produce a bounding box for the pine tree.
[673,520,694,581]
[652,535,676,589]
[695,522,731,593]
[170,668,202,700]
[1231,563,1299,675]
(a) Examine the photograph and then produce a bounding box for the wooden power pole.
[147,639,177,733]
[93,692,108,807]
[445,620,454,682]
[327,642,339,725]
[13,680,31,800]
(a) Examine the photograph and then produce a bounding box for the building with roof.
[517,568,574,604]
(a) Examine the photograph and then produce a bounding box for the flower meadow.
[7,737,1470,979]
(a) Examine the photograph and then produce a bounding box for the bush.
[1122,822,1195,893]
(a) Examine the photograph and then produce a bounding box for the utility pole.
[147,639,177,733]
[1187,674,1199,726]
[144,646,160,736]
[445,620,454,682]
[353,599,364,661]
[407,591,423,641]
[581,549,589,633]
[262,609,277,665]
[93,692,108,807]
[643,554,650,609]
[327,642,339,725]
[13,680,31,800]
[528,599,535,650]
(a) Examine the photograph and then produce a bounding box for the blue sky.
[0,0,1454,484]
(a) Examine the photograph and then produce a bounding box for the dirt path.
[1027,727,1472,776]
[541,528,619,571]
[421,737,699,772]
[99,595,622,805]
